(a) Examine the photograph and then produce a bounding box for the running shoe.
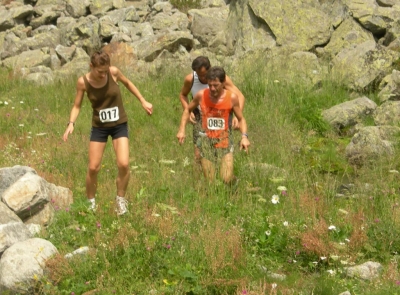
[116,196,128,215]
[88,199,97,212]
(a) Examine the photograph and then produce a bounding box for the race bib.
[99,106,119,123]
[207,117,225,130]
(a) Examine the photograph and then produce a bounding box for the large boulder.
[377,70,400,103]
[225,0,275,54]
[373,101,400,126]
[248,0,331,51]
[331,40,400,90]
[321,17,374,59]
[0,238,58,294]
[2,172,50,220]
[322,96,377,131]
[345,125,400,166]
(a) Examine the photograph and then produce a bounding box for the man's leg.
[201,157,215,182]
[86,141,107,199]
[220,152,234,184]
[112,137,130,198]
[194,145,202,165]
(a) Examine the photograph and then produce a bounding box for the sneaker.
[88,199,97,212]
[116,196,128,215]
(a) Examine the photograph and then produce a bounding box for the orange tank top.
[200,89,232,148]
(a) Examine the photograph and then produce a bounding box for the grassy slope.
[1,63,400,295]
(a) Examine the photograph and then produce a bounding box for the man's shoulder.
[184,72,194,83]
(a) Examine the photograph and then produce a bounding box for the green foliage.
[2,60,400,294]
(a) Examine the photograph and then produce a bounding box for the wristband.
[67,121,75,126]
[242,133,248,138]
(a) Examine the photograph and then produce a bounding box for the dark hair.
[191,56,211,71]
[206,66,226,83]
[90,51,110,67]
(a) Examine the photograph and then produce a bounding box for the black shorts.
[90,122,129,142]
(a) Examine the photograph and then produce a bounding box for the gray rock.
[331,40,400,90]
[374,101,400,126]
[0,222,32,254]
[378,70,400,103]
[0,238,58,294]
[0,166,37,198]
[345,125,400,166]
[345,261,383,280]
[322,96,377,132]
[2,172,50,220]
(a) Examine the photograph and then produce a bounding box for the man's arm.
[177,91,202,144]
[179,73,193,110]
[231,93,250,152]
[112,66,153,115]
[179,73,198,124]
[225,75,245,111]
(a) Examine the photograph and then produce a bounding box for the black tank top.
[83,71,128,127]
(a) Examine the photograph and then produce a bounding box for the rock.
[322,96,377,132]
[345,261,383,280]
[0,238,58,294]
[374,101,400,126]
[345,125,400,166]
[0,222,32,254]
[2,172,50,221]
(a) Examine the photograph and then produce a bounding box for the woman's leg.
[86,141,107,199]
[112,137,130,198]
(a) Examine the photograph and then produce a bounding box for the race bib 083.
[99,106,119,123]
[207,117,225,130]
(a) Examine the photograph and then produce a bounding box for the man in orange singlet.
[62,51,153,215]
[179,56,245,164]
[177,66,250,184]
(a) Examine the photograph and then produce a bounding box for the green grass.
[1,61,400,295]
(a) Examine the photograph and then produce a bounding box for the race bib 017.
[207,117,225,130]
[99,106,119,123]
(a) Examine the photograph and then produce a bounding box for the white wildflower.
[328,225,336,231]
[327,269,336,275]
[265,230,271,236]
[330,255,339,261]
[271,194,280,204]
[283,221,289,227]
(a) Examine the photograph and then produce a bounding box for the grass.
[1,59,400,295]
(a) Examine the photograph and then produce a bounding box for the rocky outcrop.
[0,0,399,91]
[0,165,73,293]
